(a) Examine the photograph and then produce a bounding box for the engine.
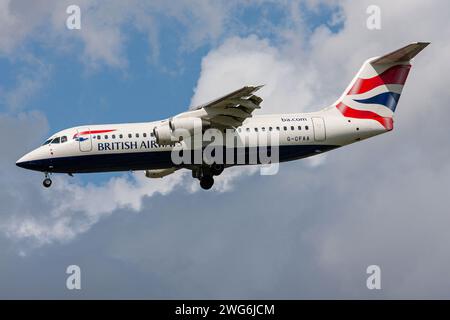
[153,117,205,145]
[169,117,204,133]
[153,122,173,145]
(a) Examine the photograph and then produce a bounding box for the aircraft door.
[77,128,93,152]
[312,117,326,142]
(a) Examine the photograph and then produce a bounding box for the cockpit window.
[42,139,52,146]
[51,137,61,144]
[61,136,68,143]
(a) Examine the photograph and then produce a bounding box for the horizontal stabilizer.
[371,42,430,65]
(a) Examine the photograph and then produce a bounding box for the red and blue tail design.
[334,42,429,130]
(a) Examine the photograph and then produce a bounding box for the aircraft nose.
[16,150,49,171]
[15,160,26,169]
[16,152,34,169]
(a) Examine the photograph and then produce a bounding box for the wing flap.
[189,85,263,111]
[187,85,264,129]
[205,107,252,119]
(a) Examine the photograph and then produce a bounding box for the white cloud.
[0,0,250,69]
[1,170,187,248]
[191,35,323,114]
[0,0,42,54]
[2,162,258,249]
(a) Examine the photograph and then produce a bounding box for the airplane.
[16,42,429,190]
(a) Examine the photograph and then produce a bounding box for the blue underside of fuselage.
[16,145,339,173]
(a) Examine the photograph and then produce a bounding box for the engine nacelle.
[153,122,174,145]
[169,117,204,134]
[153,117,205,145]
[145,168,176,178]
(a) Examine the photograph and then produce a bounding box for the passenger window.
[291,126,294,131]
[276,127,280,131]
[128,134,132,138]
[298,126,301,130]
[143,133,147,138]
[262,127,265,131]
[112,135,116,139]
[61,136,68,143]
[119,134,123,139]
[283,126,287,131]
[150,132,154,137]
[269,127,272,131]
[104,135,108,139]
[136,133,139,138]
[238,128,242,133]
[97,135,101,140]
[305,125,309,130]
[51,137,60,144]
[246,128,250,132]
[254,128,258,132]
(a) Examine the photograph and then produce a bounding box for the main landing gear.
[43,173,52,188]
[200,176,214,190]
[194,164,225,190]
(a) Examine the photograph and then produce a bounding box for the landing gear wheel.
[43,178,52,188]
[200,176,214,190]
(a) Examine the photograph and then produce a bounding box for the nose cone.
[16,152,35,170]
[16,161,34,169]
[16,149,50,172]
[15,159,27,169]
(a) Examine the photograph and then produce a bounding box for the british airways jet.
[16,42,429,190]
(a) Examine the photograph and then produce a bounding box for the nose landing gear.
[43,173,52,188]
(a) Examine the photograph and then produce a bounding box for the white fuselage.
[16,108,388,174]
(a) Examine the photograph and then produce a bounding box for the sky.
[0,0,450,299]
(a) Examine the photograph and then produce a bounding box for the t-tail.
[333,42,430,131]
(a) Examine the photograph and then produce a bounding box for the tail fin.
[334,42,430,130]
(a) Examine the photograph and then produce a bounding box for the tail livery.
[335,42,430,130]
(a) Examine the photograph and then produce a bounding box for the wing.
[188,85,264,128]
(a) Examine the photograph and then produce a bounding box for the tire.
[200,176,214,190]
[43,178,52,188]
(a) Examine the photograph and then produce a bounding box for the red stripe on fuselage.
[336,102,393,130]
[78,129,116,136]
[347,64,411,95]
